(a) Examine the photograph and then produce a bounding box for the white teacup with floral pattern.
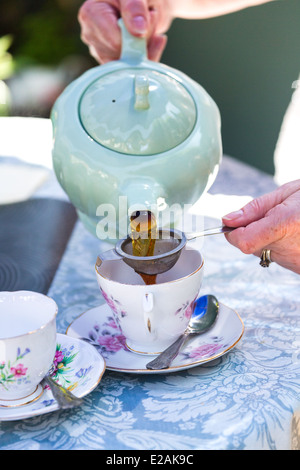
[0,291,57,401]
[95,248,204,354]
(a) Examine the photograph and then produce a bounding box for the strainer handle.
[185,226,235,241]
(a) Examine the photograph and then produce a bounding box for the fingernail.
[223,209,244,220]
[132,15,147,34]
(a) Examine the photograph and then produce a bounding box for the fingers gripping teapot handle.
[143,293,155,336]
[119,18,147,64]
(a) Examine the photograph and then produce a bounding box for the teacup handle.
[143,293,155,335]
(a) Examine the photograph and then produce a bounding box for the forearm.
[170,0,275,19]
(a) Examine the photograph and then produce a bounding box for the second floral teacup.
[0,291,57,402]
[95,248,204,355]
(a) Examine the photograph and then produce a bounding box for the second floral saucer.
[66,300,244,374]
[0,333,106,421]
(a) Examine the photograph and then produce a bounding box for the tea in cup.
[0,291,57,402]
[95,248,204,354]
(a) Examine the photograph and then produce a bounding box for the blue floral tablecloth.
[0,121,299,450]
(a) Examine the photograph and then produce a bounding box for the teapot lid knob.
[134,74,150,110]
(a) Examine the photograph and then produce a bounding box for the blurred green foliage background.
[0,0,95,117]
[0,0,88,66]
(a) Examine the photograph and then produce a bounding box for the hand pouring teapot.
[51,20,222,240]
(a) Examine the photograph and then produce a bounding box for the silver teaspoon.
[146,294,219,370]
[43,364,83,409]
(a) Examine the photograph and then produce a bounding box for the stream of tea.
[130,210,158,285]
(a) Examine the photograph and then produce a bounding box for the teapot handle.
[119,18,147,64]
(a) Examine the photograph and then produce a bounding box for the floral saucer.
[66,301,244,374]
[0,333,105,421]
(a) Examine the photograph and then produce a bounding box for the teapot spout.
[120,178,166,217]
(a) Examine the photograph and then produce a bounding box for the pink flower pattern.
[187,343,223,359]
[98,334,127,352]
[10,364,28,377]
[184,300,196,319]
[100,289,120,316]
[0,348,31,390]
[107,319,119,329]
[53,350,64,368]
[86,314,127,358]
[175,297,197,321]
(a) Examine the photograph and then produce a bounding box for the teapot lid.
[78,20,196,156]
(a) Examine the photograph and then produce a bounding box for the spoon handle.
[43,375,83,409]
[146,332,189,370]
[186,225,235,241]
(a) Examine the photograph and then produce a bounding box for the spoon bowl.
[146,294,219,370]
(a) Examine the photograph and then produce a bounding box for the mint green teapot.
[51,20,222,240]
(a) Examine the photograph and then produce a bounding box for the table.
[0,117,299,451]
